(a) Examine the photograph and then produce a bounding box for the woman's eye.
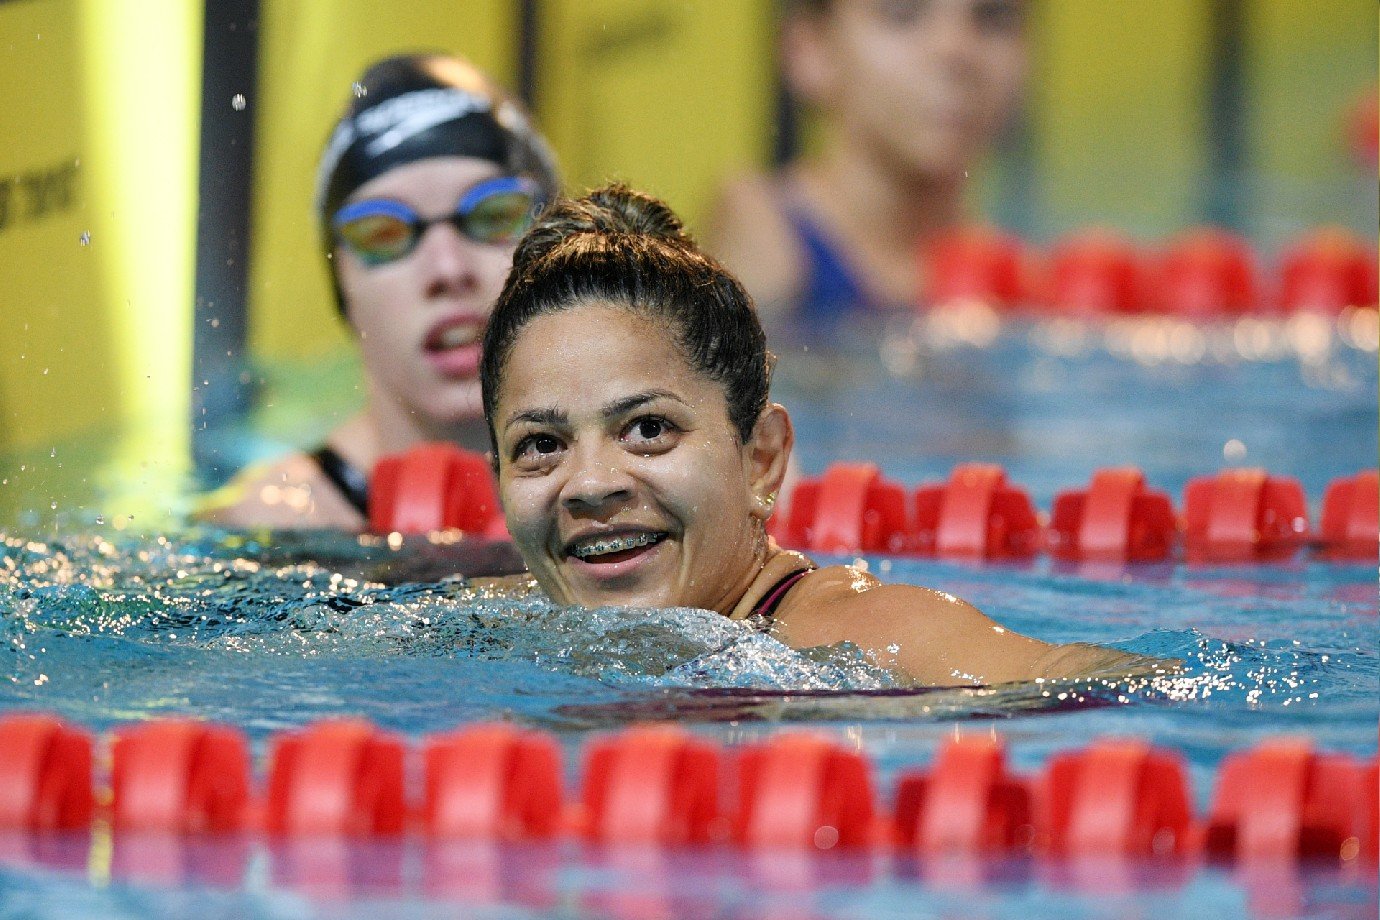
[513,433,563,465]
[624,415,677,446]
[635,418,665,439]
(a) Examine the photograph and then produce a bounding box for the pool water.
[0,316,1375,918]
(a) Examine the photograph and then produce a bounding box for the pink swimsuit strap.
[750,566,816,621]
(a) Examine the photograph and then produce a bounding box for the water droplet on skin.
[79,231,91,246]
[231,93,246,110]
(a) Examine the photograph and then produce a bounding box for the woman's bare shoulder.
[771,565,979,646]
[770,568,1168,687]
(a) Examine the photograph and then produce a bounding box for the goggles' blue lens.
[333,176,543,267]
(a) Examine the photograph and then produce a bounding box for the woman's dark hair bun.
[511,183,690,275]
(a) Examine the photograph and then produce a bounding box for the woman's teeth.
[572,532,661,559]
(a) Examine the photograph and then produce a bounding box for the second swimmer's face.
[794,0,1027,177]
[335,156,517,426]
[493,303,778,614]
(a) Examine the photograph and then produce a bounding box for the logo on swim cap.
[359,88,491,157]
[314,87,493,216]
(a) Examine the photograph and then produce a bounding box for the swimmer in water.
[199,53,558,529]
[480,185,1153,687]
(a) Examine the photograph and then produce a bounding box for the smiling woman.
[480,185,1156,687]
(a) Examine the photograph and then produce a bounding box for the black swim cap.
[316,53,559,275]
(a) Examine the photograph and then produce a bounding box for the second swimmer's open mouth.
[566,531,667,564]
[425,322,481,353]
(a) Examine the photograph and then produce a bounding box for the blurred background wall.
[0,0,1374,527]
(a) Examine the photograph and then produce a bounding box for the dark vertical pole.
[517,0,540,109]
[191,0,260,485]
[1204,0,1247,230]
[771,4,798,168]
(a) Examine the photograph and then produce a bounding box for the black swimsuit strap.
[308,444,370,516]
[750,566,817,622]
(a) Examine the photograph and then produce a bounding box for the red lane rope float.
[422,724,562,841]
[913,464,1041,560]
[369,442,507,539]
[779,462,909,556]
[922,225,1035,310]
[893,735,1033,856]
[1153,228,1261,318]
[1039,740,1193,859]
[915,223,1379,318]
[580,725,722,846]
[1276,227,1379,314]
[0,714,92,832]
[1048,467,1177,564]
[733,733,878,851]
[1045,229,1151,317]
[0,716,1374,870]
[1317,470,1379,562]
[264,719,406,837]
[780,463,1372,566]
[1203,738,1376,863]
[1183,468,1310,563]
[111,720,251,834]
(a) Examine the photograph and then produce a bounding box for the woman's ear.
[746,403,793,520]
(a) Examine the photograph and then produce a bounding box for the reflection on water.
[4,831,1370,920]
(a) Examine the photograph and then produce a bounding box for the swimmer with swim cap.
[481,184,1158,687]
[200,53,558,529]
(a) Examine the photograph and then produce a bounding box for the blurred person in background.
[706,0,1027,330]
[199,52,558,529]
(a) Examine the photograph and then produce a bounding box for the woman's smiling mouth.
[564,530,668,571]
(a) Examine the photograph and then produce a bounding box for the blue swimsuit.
[780,194,873,325]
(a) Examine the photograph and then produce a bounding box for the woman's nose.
[560,445,636,514]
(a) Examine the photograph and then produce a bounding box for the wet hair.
[316,52,559,315]
[481,184,772,451]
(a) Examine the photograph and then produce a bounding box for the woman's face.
[791,0,1027,178]
[335,156,516,426]
[493,303,782,613]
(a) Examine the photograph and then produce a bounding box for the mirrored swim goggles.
[332,175,544,267]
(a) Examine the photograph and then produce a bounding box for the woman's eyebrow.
[503,407,568,432]
[601,390,685,420]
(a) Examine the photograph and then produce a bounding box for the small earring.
[759,492,777,511]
